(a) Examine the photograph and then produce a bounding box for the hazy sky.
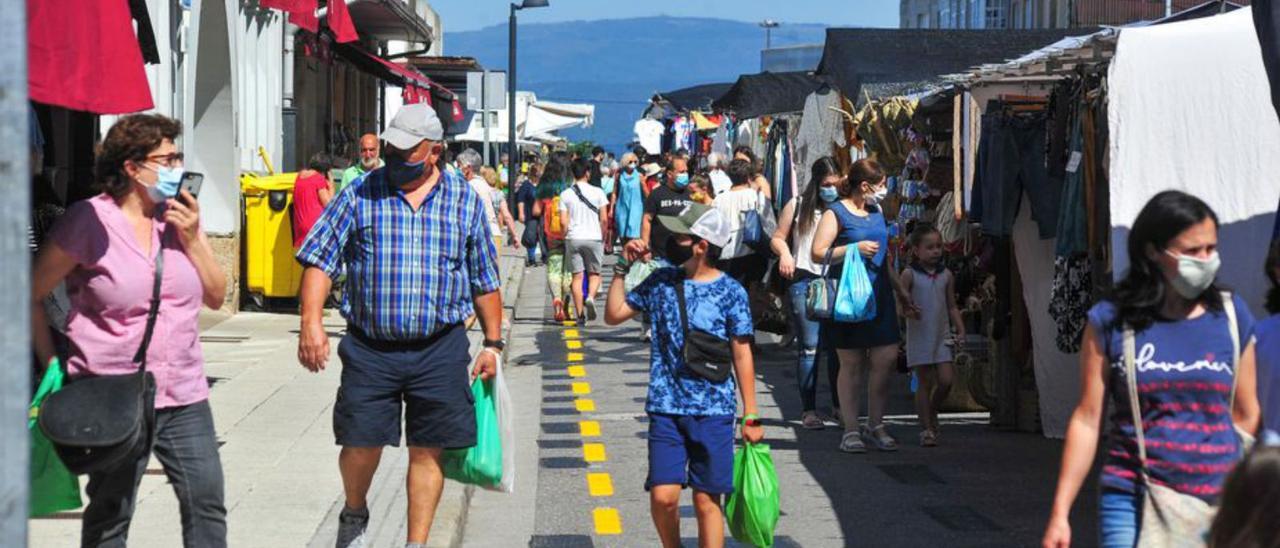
[430,0,900,33]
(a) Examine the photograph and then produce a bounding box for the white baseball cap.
[380,103,444,150]
[657,203,731,249]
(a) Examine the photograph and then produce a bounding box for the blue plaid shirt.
[296,167,501,341]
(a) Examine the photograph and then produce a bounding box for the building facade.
[901,0,1246,29]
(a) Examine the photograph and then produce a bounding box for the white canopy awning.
[453,92,594,145]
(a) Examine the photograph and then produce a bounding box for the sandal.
[801,411,825,430]
[553,299,566,322]
[864,424,899,452]
[839,431,866,453]
[920,430,938,448]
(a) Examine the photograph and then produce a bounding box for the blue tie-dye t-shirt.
[625,267,754,416]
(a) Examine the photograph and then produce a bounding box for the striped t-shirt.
[1090,296,1254,502]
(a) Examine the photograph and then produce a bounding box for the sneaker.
[864,424,899,452]
[336,506,369,548]
[920,430,938,448]
[801,411,825,430]
[839,431,866,453]
[585,298,598,321]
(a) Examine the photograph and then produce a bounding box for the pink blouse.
[50,194,209,409]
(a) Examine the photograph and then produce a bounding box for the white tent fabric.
[1012,206,1080,439]
[1108,10,1280,319]
[454,92,594,145]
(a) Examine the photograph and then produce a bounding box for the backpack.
[544,196,566,241]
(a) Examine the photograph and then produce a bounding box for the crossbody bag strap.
[675,273,690,337]
[1123,325,1152,482]
[819,245,835,280]
[1220,291,1241,407]
[131,230,166,372]
[571,183,599,215]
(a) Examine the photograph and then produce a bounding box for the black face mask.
[385,152,427,186]
[664,238,696,266]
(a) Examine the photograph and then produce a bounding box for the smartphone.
[179,172,204,201]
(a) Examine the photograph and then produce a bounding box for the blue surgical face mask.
[819,186,839,203]
[674,173,690,188]
[144,164,183,204]
[385,153,427,186]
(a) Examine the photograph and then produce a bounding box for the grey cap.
[380,103,443,150]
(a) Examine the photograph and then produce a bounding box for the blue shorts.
[645,413,735,495]
[334,324,476,449]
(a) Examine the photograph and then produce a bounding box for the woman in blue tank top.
[812,159,915,454]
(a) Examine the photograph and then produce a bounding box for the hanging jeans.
[788,276,841,412]
[972,109,1062,239]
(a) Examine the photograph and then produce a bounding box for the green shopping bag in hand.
[726,443,780,547]
[29,359,83,517]
[443,375,506,490]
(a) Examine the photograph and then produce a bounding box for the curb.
[443,251,527,548]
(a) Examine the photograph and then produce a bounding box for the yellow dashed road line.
[583,442,607,462]
[593,508,623,535]
[587,473,615,496]
[559,325,622,535]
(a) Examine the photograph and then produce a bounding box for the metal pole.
[765,28,771,49]
[0,0,30,533]
[508,3,518,186]
[1166,0,1172,17]
[482,69,490,166]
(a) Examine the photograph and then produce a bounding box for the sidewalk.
[29,248,527,548]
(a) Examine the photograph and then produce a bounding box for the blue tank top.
[830,202,888,278]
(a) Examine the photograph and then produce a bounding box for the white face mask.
[1163,250,1221,299]
[865,186,889,207]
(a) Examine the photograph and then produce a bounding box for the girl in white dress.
[900,223,965,447]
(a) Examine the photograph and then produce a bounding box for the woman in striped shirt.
[1042,191,1261,548]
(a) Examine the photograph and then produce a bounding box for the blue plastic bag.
[833,253,876,323]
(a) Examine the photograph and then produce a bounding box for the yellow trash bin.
[241,173,303,303]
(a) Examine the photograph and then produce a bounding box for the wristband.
[742,413,761,427]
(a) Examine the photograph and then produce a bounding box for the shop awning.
[335,42,432,88]
[711,72,823,118]
[454,92,593,144]
[815,28,1095,98]
[29,0,153,114]
[319,0,434,44]
[652,83,734,113]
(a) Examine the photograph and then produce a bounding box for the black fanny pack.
[675,275,735,383]
[39,237,164,475]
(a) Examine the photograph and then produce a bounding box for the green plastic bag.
[726,443,780,547]
[443,377,503,488]
[29,359,82,517]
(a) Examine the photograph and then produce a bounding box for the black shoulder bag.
[674,275,735,383]
[39,240,162,475]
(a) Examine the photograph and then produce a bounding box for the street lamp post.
[509,0,549,185]
[759,19,779,50]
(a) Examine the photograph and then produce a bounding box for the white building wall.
[235,8,286,175]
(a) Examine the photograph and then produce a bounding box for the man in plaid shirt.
[295,103,503,548]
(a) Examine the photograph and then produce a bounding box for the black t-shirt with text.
[644,184,693,258]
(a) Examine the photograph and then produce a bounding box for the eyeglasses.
[144,152,184,168]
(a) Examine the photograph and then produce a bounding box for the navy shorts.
[645,413,735,495]
[334,324,476,449]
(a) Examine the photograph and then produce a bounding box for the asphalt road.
[461,263,1099,547]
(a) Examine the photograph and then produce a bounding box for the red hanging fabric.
[258,0,297,10]
[327,0,358,43]
[289,0,319,33]
[28,0,153,113]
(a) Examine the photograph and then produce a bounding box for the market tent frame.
[650,82,735,114]
[815,28,1099,100]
